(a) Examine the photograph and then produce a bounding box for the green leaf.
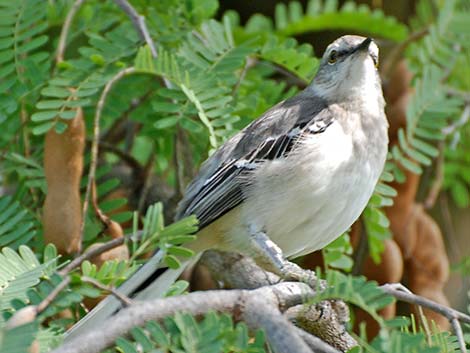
[0,245,52,311]
[164,254,181,269]
[41,86,70,98]
[154,117,179,129]
[31,110,57,122]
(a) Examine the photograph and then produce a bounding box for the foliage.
[0,0,469,352]
[316,270,393,323]
[394,0,469,175]
[113,312,266,353]
[272,0,408,41]
[0,245,55,313]
[129,202,198,268]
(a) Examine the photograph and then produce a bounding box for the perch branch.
[200,250,353,350]
[51,282,318,353]
[293,326,342,353]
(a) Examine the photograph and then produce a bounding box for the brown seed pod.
[43,107,85,254]
[86,228,129,269]
[6,305,37,329]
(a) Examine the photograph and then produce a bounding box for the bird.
[67,35,388,338]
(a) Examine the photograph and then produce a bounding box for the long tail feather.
[65,251,198,341]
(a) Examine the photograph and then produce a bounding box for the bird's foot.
[278,261,324,289]
[249,231,324,289]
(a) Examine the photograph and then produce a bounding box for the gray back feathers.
[175,91,333,228]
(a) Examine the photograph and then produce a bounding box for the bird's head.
[310,35,381,103]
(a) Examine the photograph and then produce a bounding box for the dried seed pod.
[43,107,85,254]
[6,305,37,329]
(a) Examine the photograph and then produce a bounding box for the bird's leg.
[249,231,324,289]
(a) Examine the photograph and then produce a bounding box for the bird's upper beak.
[353,37,372,53]
[351,37,378,66]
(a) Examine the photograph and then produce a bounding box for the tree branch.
[293,326,342,353]
[200,250,353,351]
[51,282,317,353]
[285,302,356,352]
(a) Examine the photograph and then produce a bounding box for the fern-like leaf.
[0,245,55,311]
[0,196,38,249]
[275,0,408,41]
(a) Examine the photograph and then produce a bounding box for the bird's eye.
[328,50,337,64]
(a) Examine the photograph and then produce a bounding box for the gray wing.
[175,91,334,228]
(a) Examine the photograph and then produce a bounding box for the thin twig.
[100,91,152,143]
[113,0,175,96]
[382,283,470,350]
[439,192,461,260]
[259,60,309,88]
[20,105,39,205]
[173,127,195,198]
[424,141,445,209]
[390,284,433,344]
[447,87,470,103]
[81,276,133,307]
[381,283,470,324]
[59,232,142,276]
[441,44,461,83]
[36,230,142,316]
[37,276,71,314]
[351,218,368,276]
[79,67,136,253]
[381,28,429,81]
[137,151,155,216]
[113,0,157,57]
[91,140,143,172]
[442,104,470,149]
[450,317,468,353]
[56,0,85,63]
[232,57,257,98]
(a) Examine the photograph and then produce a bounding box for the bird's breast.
[239,118,386,258]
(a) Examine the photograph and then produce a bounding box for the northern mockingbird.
[68,35,388,337]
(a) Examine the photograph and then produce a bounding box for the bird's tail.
[65,250,200,341]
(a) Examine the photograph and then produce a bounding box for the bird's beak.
[353,37,372,53]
